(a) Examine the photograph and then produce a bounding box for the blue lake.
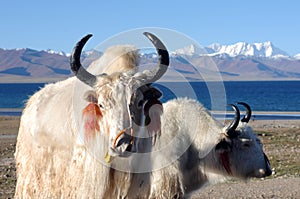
[155,81,300,112]
[0,81,300,117]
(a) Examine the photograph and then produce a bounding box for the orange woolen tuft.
[82,103,103,140]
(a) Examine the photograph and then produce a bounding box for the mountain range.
[0,41,300,82]
[176,41,300,59]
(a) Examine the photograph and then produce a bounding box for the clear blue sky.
[1,0,299,55]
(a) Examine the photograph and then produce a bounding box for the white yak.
[14,32,169,198]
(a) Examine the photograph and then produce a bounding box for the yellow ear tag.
[104,151,113,163]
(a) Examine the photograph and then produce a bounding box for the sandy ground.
[192,177,300,198]
[0,116,299,198]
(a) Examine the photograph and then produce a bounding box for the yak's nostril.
[264,153,272,176]
[265,168,272,176]
[116,135,131,147]
[115,132,132,149]
[111,129,134,156]
[265,163,273,176]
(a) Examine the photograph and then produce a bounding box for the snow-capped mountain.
[45,49,68,57]
[206,41,289,58]
[294,53,300,60]
[176,41,291,59]
[171,42,300,81]
[42,49,100,57]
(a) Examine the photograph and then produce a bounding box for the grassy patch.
[256,128,300,178]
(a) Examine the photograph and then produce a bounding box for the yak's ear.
[81,102,102,143]
[146,103,163,145]
[215,138,232,153]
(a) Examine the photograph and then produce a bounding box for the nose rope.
[113,127,134,149]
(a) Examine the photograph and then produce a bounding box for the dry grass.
[257,128,300,178]
[0,116,18,198]
[0,116,299,198]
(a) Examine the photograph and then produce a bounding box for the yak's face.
[216,124,272,179]
[214,102,272,179]
[81,75,163,160]
[82,75,141,158]
[71,32,169,162]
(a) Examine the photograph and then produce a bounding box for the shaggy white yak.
[147,99,272,198]
[14,32,169,198]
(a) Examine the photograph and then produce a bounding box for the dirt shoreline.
[0,116,299,198]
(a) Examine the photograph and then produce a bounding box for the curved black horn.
[225,104,240,138]
[142,32,169,83]
[238,102,252,123]
[70,34,97,87]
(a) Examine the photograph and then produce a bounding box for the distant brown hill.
[0,48,101,82]
[0,48,70,77]
[0,47,300,83]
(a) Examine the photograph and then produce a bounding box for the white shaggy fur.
[14,45,149,198]
[88,45,139,75]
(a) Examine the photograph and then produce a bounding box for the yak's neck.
[179,144,209,194]
[200,149,233,180]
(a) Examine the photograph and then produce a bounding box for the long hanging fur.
[14,45,143,198]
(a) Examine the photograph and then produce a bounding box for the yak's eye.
[243,143,251,148]
[240,138,253,148]
[99,104,104,109]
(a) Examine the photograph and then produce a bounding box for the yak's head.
[215,102,272,179]
[70,32,169,161]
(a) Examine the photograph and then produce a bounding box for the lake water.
[155,81,300,112]
[1,81,300,118]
